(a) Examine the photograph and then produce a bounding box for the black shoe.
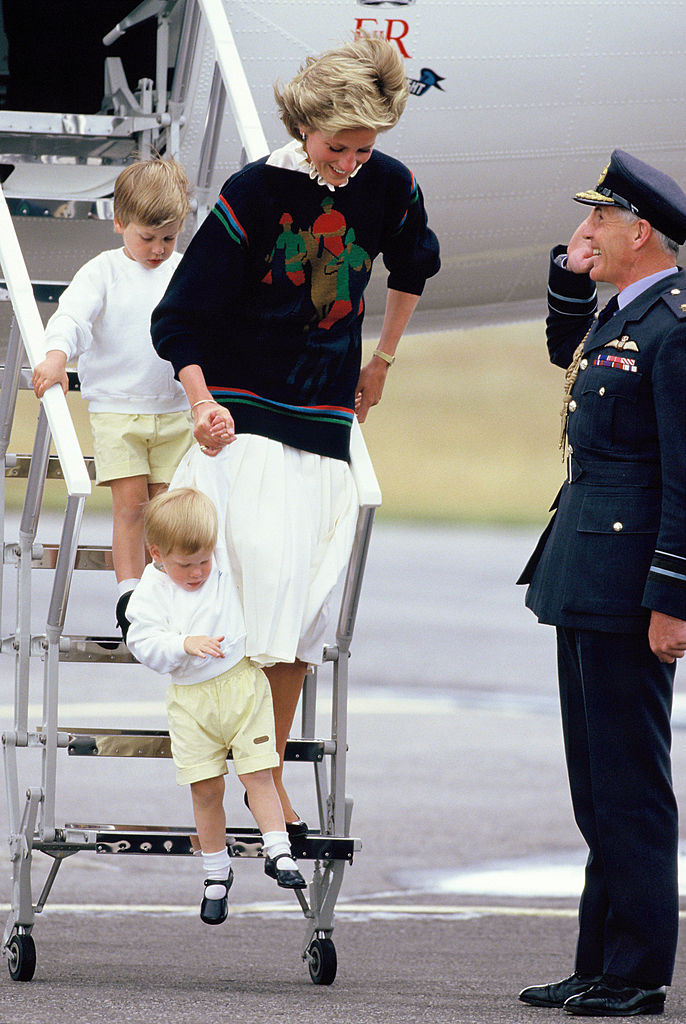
[199,869,234,925]
[564,975,666,1017]
[519,972,603,1007]
[264,853,307,889]
[115,591,133,642]
[242,790,309,838]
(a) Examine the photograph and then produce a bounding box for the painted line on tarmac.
[4,901,686,921]
[0,901,574,919]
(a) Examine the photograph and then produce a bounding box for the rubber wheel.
[308,937,337,985]
[7,933,36,982]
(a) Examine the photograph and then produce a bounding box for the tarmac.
[1,522,686,1022]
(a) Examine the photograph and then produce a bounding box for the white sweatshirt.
[126,561,247,685]
[43,247,188,414]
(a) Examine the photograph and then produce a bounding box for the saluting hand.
[566,219,597,275]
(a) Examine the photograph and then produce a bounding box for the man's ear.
[633,218,653,249]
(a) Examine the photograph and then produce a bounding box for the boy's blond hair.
[274,35,408,141]
[114,157,191,228]
[144,488,218,556]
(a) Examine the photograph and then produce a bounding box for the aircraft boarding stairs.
[0,0,382,988]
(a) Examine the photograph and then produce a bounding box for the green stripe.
[216,394,351,426]
[211,205,242,246]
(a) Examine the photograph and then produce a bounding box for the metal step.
[64,729,333,763]
[6,452,93,481]
[1,634,135,663]
[35,823,360,861]
[4,542,113,570]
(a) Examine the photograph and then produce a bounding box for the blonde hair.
[274,35,408,141]
[144,488,218,556]
[114,157,191,228]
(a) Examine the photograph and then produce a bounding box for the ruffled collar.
[266,138,361,191]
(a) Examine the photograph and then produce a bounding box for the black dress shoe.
[115,591,133,642]
[519,972,602,1007]
[564,976,666,1017]
[264,853,307,889]
[242,790,309,838]
[199,869,234,925]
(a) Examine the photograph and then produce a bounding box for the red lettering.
[386,19,411,58]
[354,18,383,39]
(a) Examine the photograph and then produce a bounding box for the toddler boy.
[126,487,306,924]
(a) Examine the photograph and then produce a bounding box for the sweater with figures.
[151,148,440,460]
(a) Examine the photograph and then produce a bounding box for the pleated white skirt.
[170,435,359,666]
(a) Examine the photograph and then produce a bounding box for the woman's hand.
[193,403,236,457]
[355,358,389,423]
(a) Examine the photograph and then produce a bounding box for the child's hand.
[183,634,225,658]
[32,352,69,398]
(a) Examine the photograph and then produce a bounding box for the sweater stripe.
[211,197,248,246]
[209,386,354,427]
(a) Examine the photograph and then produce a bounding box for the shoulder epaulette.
[660,286,686,319]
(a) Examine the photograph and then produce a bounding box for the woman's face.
[301,127,377,187]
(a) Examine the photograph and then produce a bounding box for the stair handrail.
[0,181,91,498]
[196,0,269,163]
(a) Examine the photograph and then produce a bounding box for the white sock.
[262,831,297,871]
[118,578,139,597]
[202,848,231,899]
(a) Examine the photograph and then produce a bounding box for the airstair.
[0,1,381,987]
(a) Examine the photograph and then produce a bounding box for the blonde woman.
[152,36,440,832]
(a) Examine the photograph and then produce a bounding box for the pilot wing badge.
[604,336,640,352]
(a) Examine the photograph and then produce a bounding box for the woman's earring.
[300,131,306,140]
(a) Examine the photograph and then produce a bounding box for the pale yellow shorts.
[165,657,280,785]
[89,410,193,486]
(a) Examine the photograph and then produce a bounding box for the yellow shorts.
[165,657,280,785]
[89,410,193,486]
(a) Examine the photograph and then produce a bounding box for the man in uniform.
[517,150,686,1017]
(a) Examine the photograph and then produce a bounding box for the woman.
[151,35,440,832]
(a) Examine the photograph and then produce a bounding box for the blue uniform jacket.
[520,247,686,632]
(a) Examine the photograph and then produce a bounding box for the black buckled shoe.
[242,791,309,839]
[264,853,307,889]
[563,975,667,1017]
[200,869,234,925]
[115,591,133,643]
[286,818,308,839]
[519,972,603,1008]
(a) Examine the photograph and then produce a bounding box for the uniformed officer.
[517,150,686,1018]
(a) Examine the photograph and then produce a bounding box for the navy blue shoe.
[200,868,234,925]
[115,591,133,642]
[264,854,307,889]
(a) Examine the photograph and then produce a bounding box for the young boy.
[31,158,194,636]
[125,488,306,924]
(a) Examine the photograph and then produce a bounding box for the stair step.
[36,823,360,861]
[6,453,94,481]
[64,729,332,762]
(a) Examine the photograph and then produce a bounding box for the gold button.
[599,386,606,396]
[613,521,623,532]
[580,358,588,370]
[671,288,681,295]
[568,400,577,412]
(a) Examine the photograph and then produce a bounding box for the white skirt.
[170,435,359,666]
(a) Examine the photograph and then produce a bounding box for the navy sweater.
[151,150,440,460]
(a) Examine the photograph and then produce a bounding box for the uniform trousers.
[556,626,678,988]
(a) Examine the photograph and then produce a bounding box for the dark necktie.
[597,294,619,327]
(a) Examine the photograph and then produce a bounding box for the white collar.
[266,138,361,191]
